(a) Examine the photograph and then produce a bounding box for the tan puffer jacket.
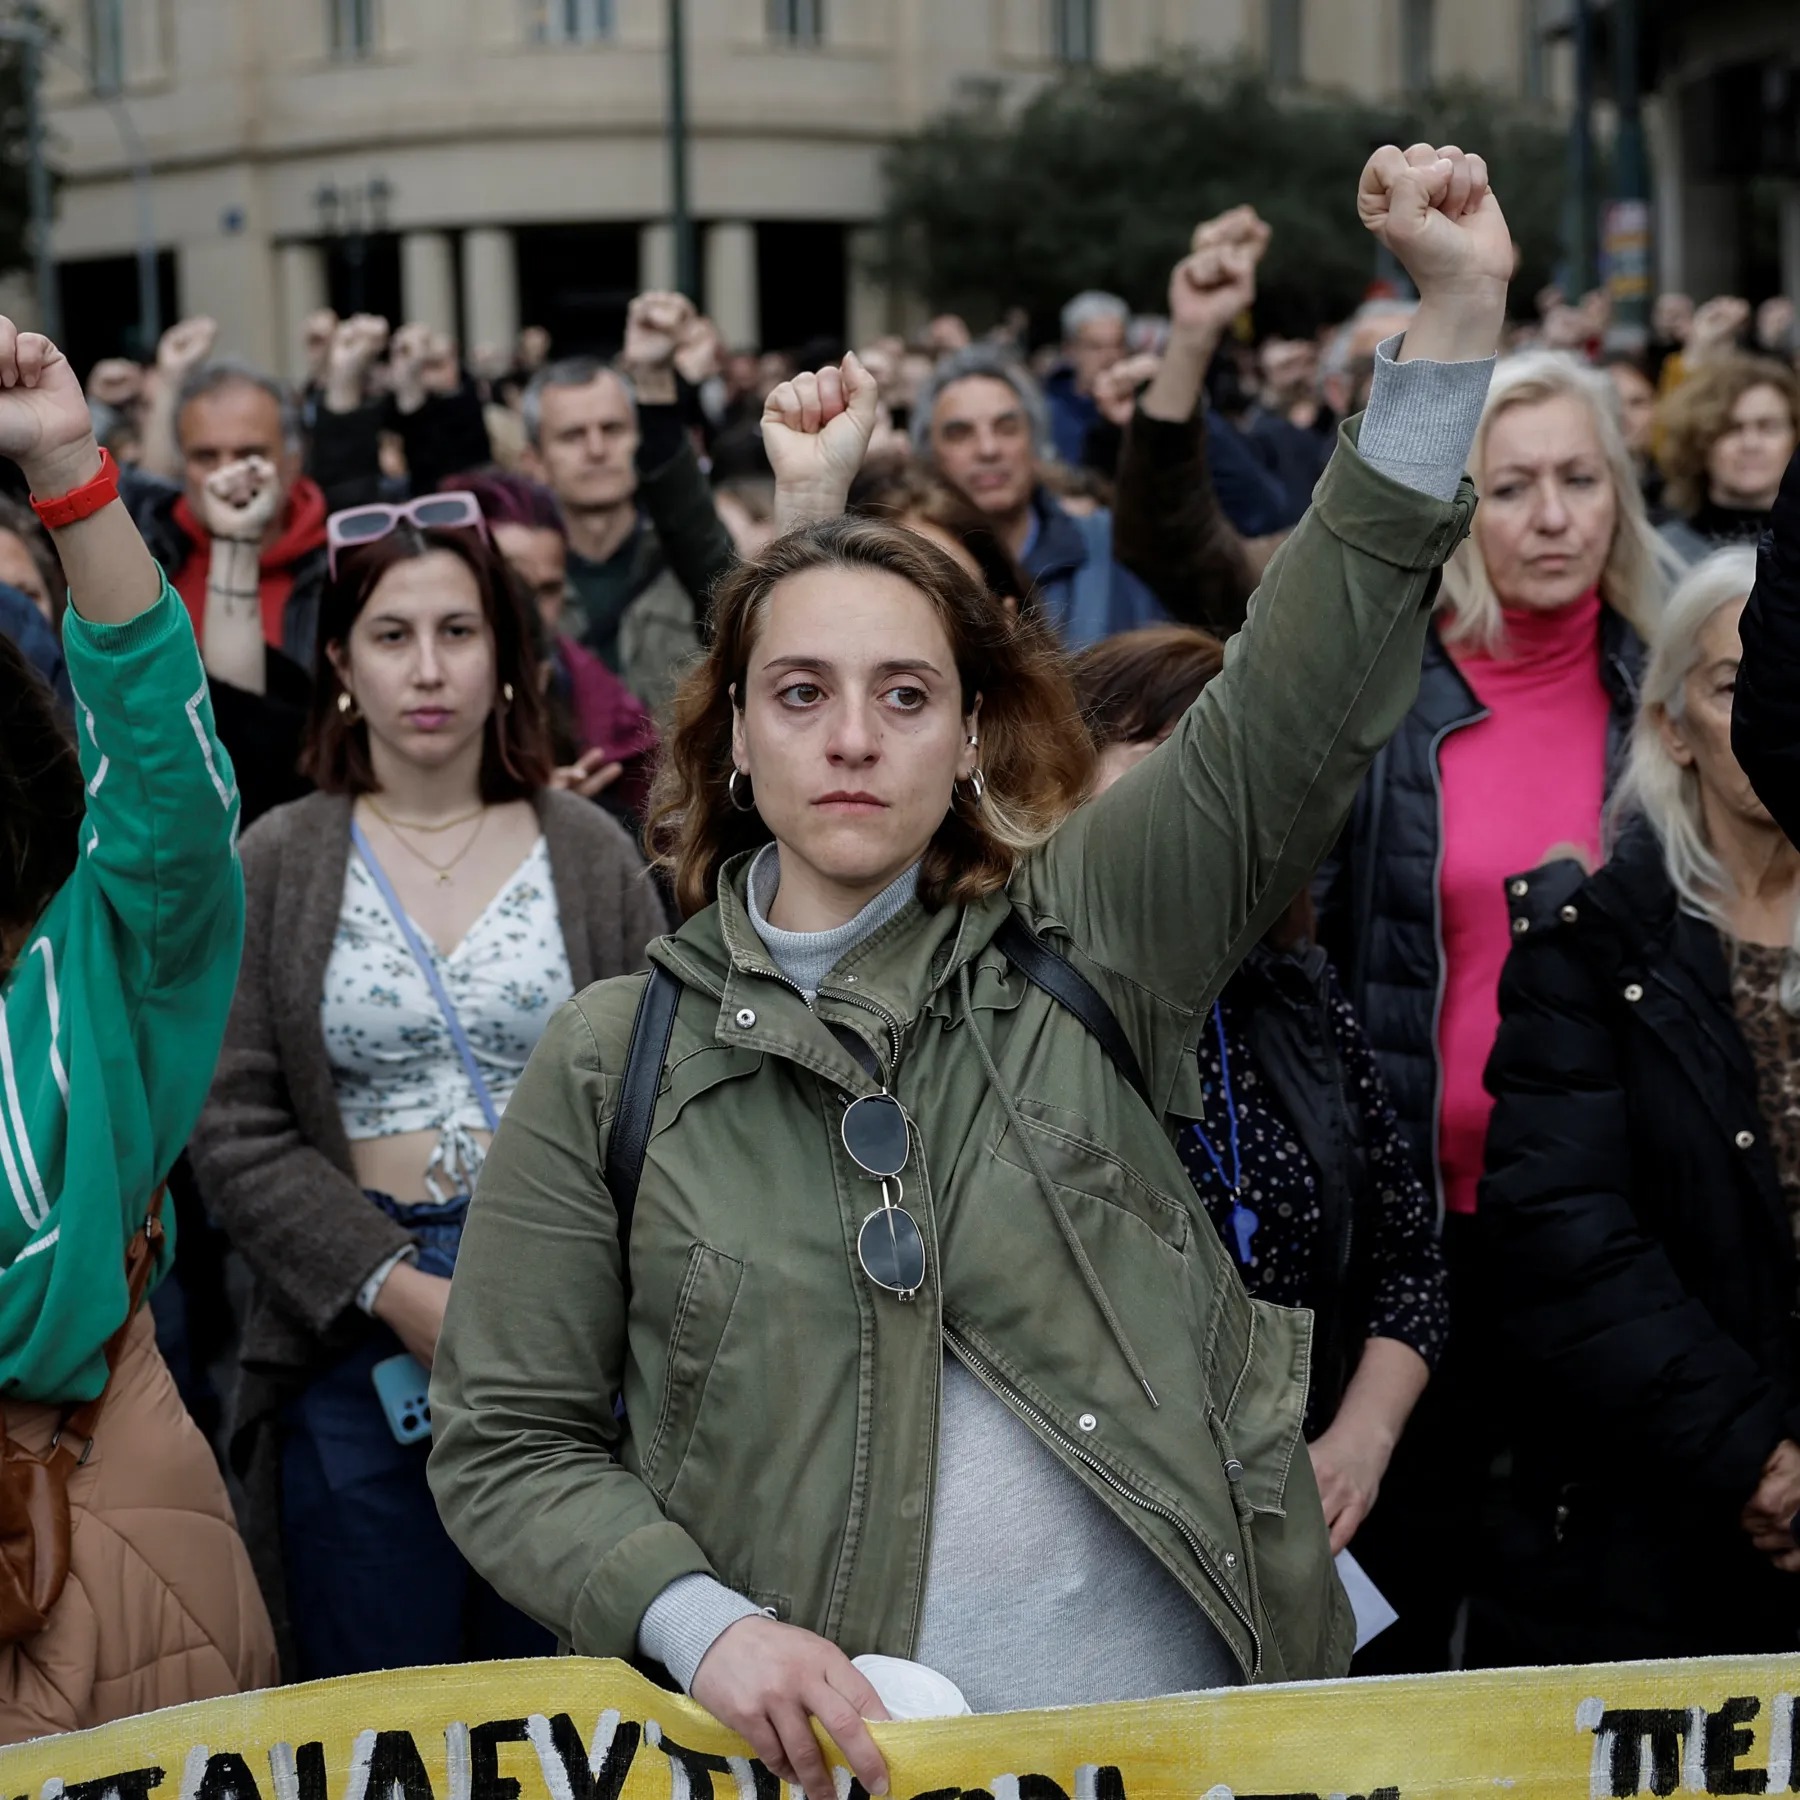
[0,1310,277,1743]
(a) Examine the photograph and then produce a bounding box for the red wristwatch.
[30,448,120,530]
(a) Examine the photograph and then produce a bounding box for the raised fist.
[200,455,283,544]
[1358,144,1511,301]
[86,358,146,410]
[624,291,697,372]
[330,313,391,385]
[0,319,104,493]
[1168,205,1271,351]
[1687,295,1752,367]
[1092,352,1162,428]
[1758,296,1796,353]
[157,315,219,380]
[420,330,462,395]
[763,352,881,520]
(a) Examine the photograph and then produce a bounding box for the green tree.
[880,58,1565,342]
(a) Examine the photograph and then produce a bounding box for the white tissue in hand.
[851,1654,972,1720]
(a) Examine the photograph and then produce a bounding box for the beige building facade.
[40,0,1555,377]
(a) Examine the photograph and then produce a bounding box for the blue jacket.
[1021,487,1167,650]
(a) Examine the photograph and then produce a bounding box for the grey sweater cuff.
[637,1573,768,1692]
[1357,333,1496,502]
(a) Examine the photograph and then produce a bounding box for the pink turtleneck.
[1437,588,1611,1215]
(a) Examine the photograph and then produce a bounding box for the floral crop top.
[322,837,573,1199]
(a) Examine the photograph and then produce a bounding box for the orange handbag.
[0,1188,166,1644]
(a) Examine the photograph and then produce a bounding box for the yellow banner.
[2,1656,1797,1800]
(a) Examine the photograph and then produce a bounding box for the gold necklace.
[364,797,486,835]
[367,805,489,886]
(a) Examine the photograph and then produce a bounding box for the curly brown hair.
[1656,355,1800,517]
[647,516,1094,918]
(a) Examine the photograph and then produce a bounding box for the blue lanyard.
[1189,1002,1258,1266]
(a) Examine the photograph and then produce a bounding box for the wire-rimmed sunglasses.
[842,1093,926,1301]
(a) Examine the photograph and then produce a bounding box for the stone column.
[704,220,759,349]
[400,229,458,335]
[275,241,330,383]
[639,221,677,296]
[461,226,520,361]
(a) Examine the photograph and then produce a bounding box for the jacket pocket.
[642,1242,744,1500]
[992,1101,1191,1256]
[1219,1294,1310,1518]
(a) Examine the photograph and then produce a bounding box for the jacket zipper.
[943,1326,1263,1677]
[827,987,906,1074]
[1423,708,1485,1230]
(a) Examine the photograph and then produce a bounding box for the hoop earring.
[728,768,756,812]
[961,767,986,803]
[337,691,360,721]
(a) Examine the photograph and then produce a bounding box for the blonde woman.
[1317,348,1674,1671]
[1477,547,1800,1661]
[1658,355,1800,566]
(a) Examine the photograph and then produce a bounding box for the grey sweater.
[637,335,1496,1702]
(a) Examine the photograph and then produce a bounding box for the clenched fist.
[763,352,881,530]
[200,456,283,544]
[624,291,697,374]
[157,315,219,381]
[1358,143,1510,363]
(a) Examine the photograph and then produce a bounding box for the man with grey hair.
[521,290,735,712]
[119,355,335,675]
[1045,289,1131,466]
[914,345,1164,647]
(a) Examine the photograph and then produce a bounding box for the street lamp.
[0,6,162,349]
[313,175,393,315]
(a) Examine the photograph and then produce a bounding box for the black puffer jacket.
[1318,610,1643,1198]
[1733,445,1800,846]
[1475,829,1800,1660]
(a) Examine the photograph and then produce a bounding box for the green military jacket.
[429,424,1476,1688]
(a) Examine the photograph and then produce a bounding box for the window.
[89,0,125,94]
[1050,0,1096,66]
[1399,0,1435,94]
[767,0,824,47]
[1267,0,1303,86]
[329,0,379,60]
[528,0,614,44]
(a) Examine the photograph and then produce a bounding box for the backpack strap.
[994,912,1152,1109]
[603,965,682,1261]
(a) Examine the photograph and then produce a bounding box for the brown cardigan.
[189,787,669,1385]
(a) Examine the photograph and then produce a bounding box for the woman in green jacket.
[0,318,274,1735]
[430,147,1505,1781]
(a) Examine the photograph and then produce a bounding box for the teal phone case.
[371,1352,433,1445]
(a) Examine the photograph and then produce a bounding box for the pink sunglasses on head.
[326,491,490,580]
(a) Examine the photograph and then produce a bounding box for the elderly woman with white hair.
[1474,546,1800,1662]
[1317,347,1675,1670]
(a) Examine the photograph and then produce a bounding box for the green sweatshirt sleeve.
[0,579,244,1403]
[62,580,244,994]
[1019,423,1475,1115]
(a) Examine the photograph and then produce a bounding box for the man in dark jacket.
[521,291,736,716]
[913,345,1165,649]
[1733,445,1800,843]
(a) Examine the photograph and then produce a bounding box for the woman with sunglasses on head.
[189,490,669,1680]
[429,147,1504,1790]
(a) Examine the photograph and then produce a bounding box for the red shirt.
[170,477,329,652]
[1436,590,1612,1214]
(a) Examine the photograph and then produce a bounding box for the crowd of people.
[0,134,1797,1760]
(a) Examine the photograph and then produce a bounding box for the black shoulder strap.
[995,912,1152,1110]
[604,965,682,1251]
